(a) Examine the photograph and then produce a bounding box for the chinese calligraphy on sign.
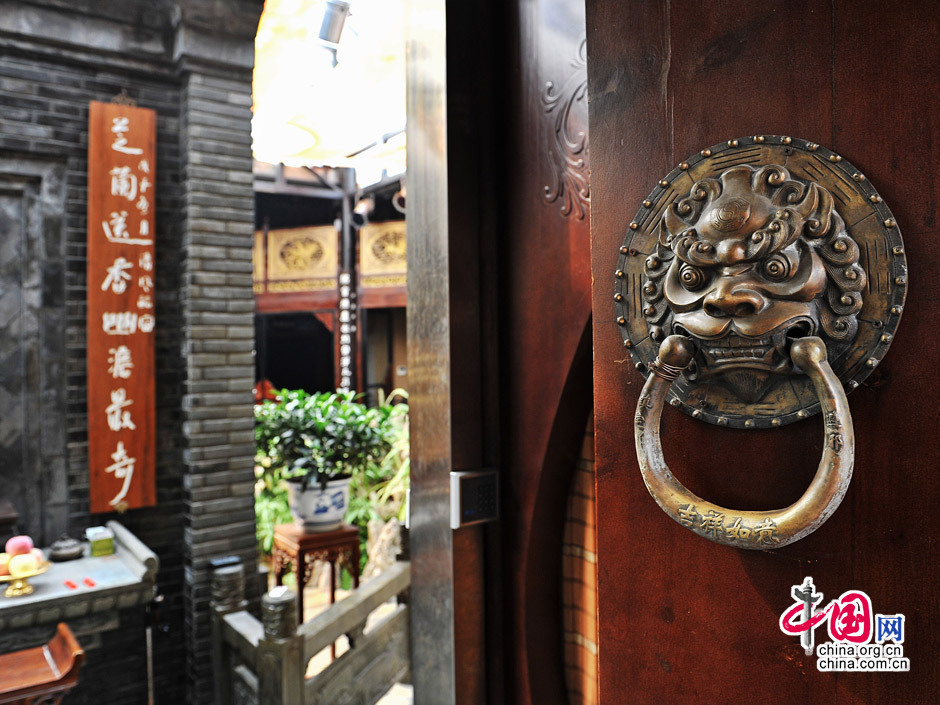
[338,270,357,391]
[87,101,156,513]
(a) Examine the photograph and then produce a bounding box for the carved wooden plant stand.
[272,522,360,654]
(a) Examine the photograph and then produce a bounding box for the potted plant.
[255,390,391,533]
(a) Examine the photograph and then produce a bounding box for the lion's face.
[645,164,865,402]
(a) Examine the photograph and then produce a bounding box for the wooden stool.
[272,523,361,628]
[0,623,84,704]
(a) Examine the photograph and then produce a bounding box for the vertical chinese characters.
[88,104,157,512]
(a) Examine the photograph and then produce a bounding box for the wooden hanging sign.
[86,101,157,513]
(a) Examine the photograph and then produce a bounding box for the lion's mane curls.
[642,164,864,342]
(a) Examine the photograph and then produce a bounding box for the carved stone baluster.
[212,563,247,613]
[345,623,365,650]
[211,562,248,705]
[257,587,304,705]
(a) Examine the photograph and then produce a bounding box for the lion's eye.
[762,254,792,281]
[678,264,707,291]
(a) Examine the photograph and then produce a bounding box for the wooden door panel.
[500,2,592,704]
[587,1,939,702]
[668,7,833,147]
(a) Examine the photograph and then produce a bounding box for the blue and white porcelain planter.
[286,476,352,532]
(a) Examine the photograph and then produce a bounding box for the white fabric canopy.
[252,0,406,182]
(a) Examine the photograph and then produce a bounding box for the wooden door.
[587,1,939,702]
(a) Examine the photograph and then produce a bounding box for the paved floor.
[376,683,414,704]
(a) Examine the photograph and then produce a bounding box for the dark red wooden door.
[587,1,939,702]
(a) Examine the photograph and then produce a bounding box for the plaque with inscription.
[86,101,157,513]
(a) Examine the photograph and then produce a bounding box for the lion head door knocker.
[615,137,907,548]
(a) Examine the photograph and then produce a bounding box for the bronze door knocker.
[615,137,906,548]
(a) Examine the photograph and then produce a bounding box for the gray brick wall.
[0,49,188,705]
[0,2,263,703]
[179,65,261,705]
[0,52,185,704]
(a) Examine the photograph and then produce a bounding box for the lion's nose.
[703,286,765,318]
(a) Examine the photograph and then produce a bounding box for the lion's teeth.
[707,345,770,359]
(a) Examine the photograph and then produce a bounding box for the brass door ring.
[635,335,853,549]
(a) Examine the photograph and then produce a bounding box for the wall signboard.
[337,270,358,391]
[86,100,157,513]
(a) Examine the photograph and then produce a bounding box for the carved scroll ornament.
[542,39,590,220]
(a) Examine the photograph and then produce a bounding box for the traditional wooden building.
[251,162,407,400]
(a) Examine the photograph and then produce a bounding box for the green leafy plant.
[255,390,391,490]
[254,389,408,557]
[254,464,293,555]
[352,391,410,522]
[345,389,409,575]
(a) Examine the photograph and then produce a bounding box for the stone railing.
[211,560,410,705]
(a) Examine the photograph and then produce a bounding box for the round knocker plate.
[615,136,907,428]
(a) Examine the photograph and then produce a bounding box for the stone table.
[0,520,158,654]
